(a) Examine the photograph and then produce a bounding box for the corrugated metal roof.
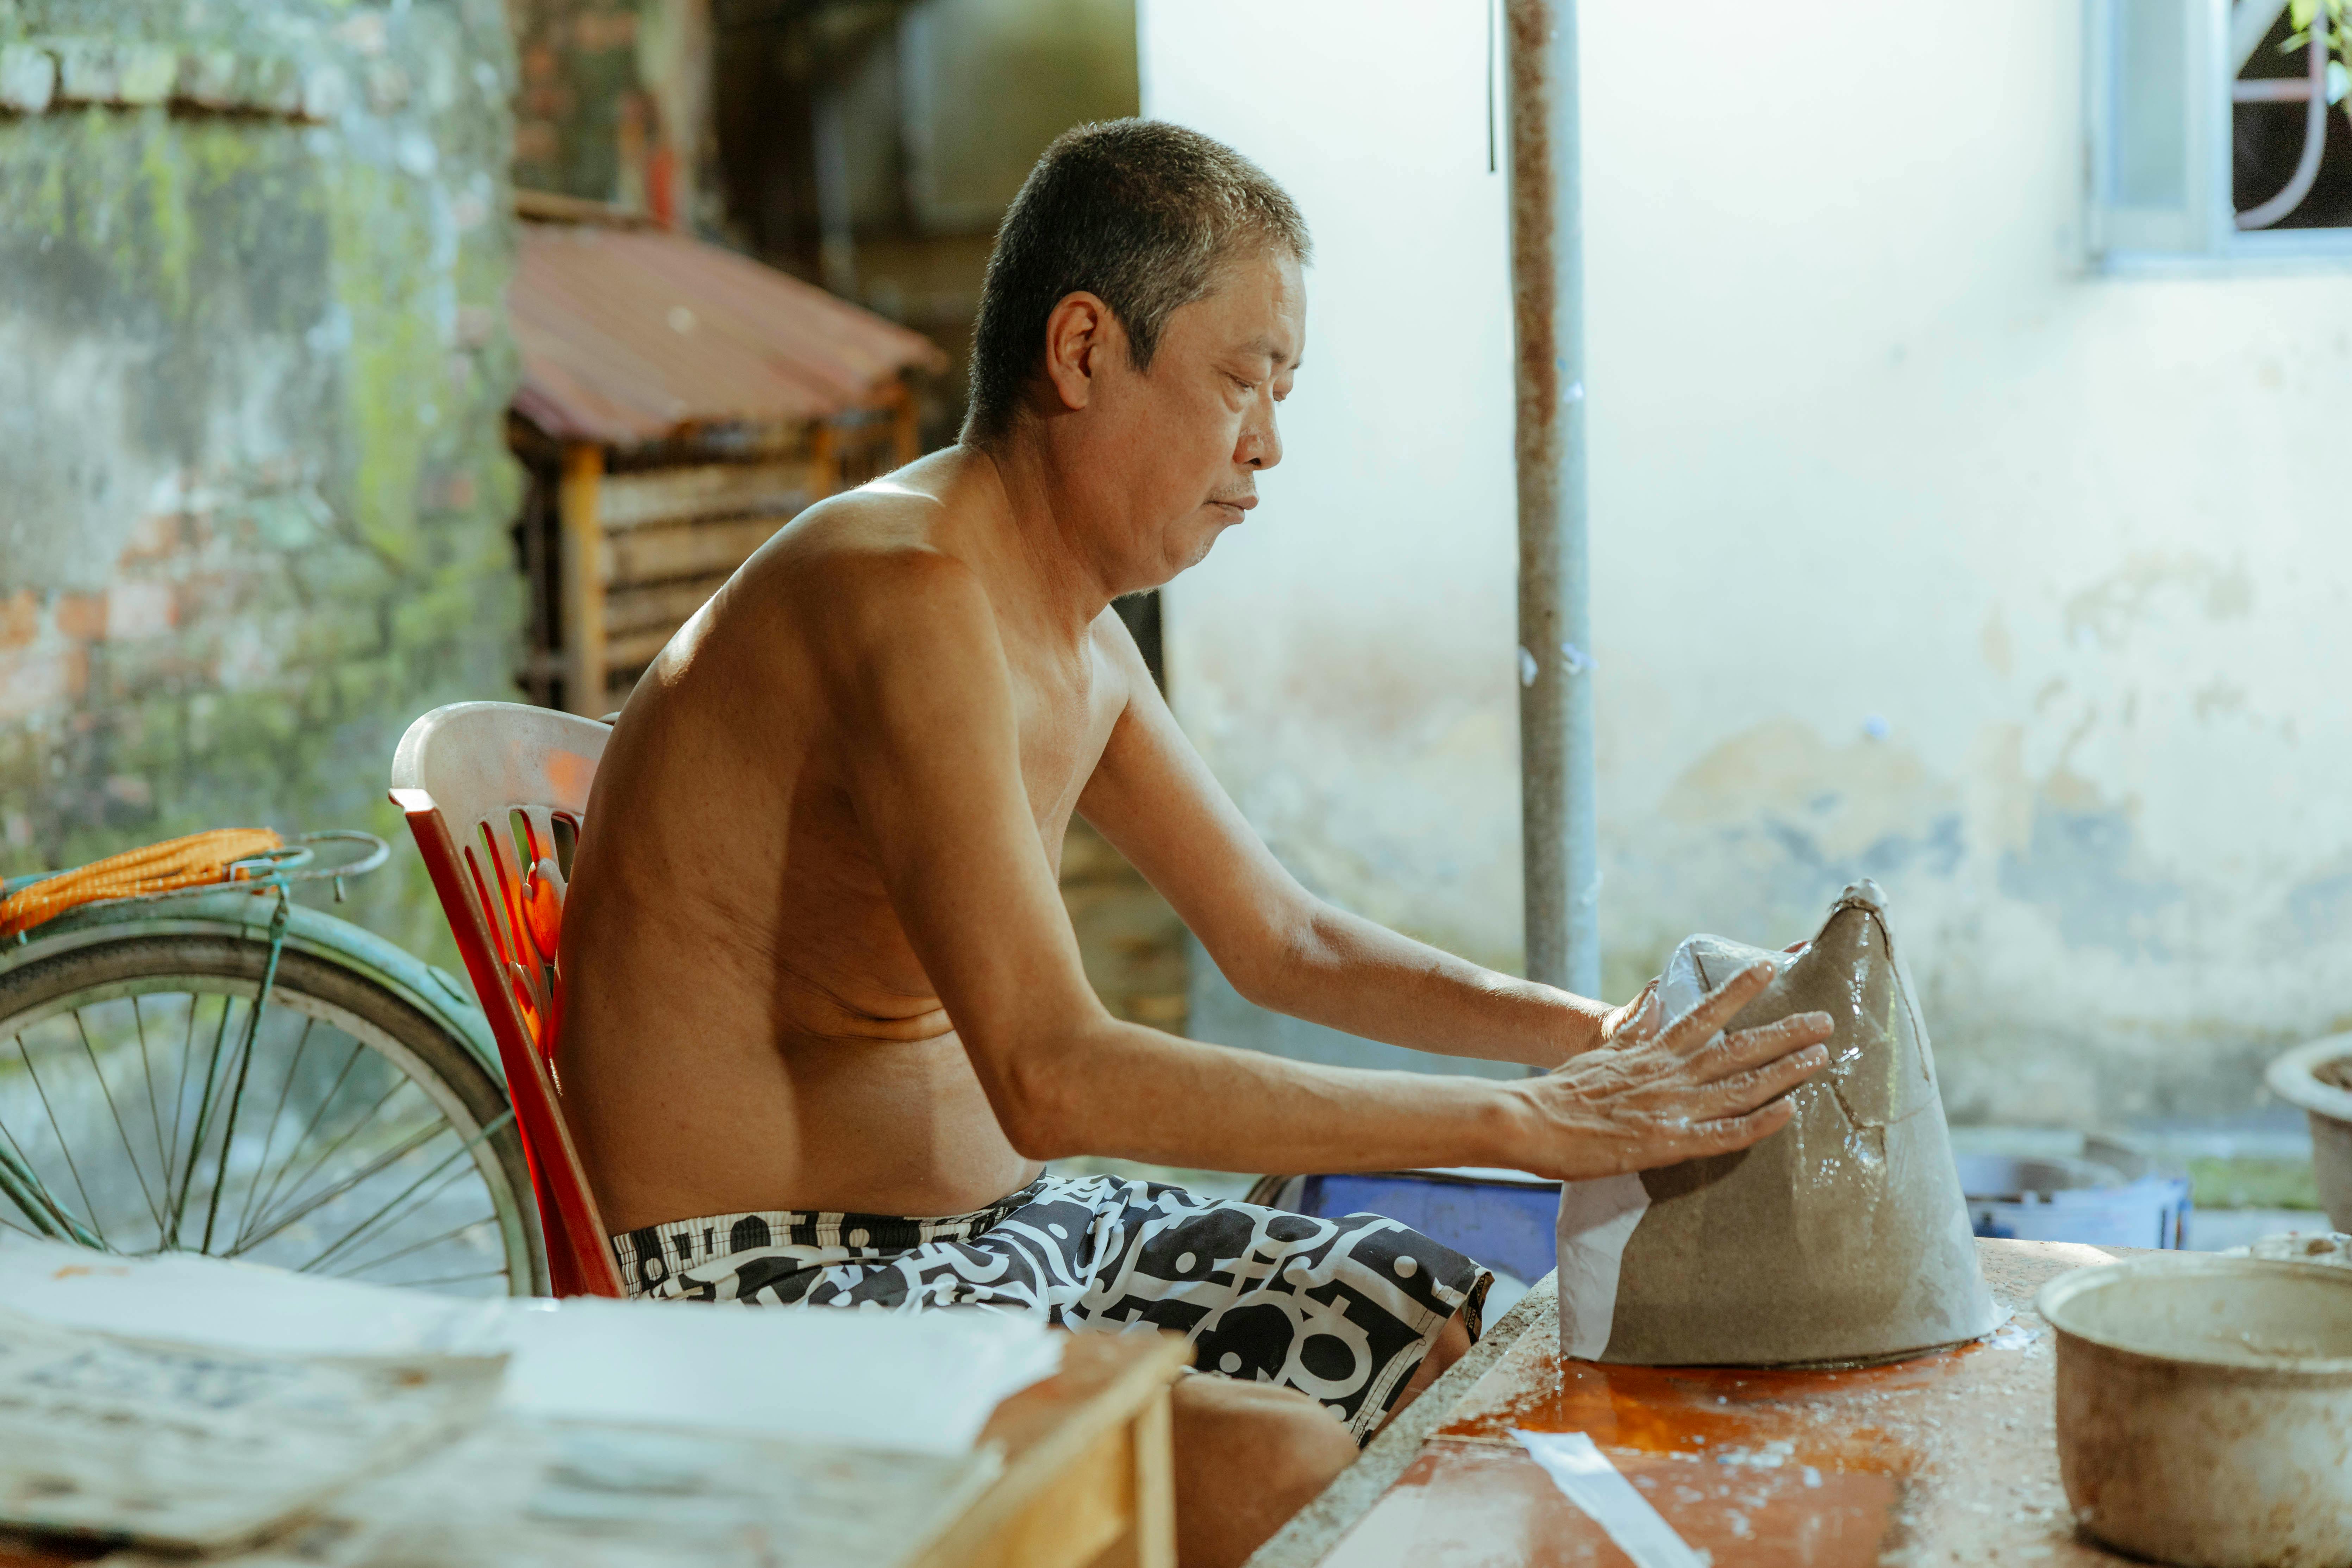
[510,219,949,448]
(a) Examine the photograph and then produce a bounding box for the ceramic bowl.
[2266,1034,2352,1233]
[2038,1255,2352,1568]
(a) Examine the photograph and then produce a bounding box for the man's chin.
[1174,517,1237,573]
[1160,534,1218,580]
[1130,516,1235,591]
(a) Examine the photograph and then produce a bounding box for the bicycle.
[0,833,542,1295]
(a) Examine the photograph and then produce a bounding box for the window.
[2088,0,2352,263]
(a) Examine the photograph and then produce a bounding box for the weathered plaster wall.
[1146,0,2352,1124]
[0,0,523,961]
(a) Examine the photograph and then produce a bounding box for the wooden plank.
[913,1334,1188,1568]
[557,445,606,718]
[1130,1385,1176,1568]
[603,573,731,637]
[892,386,921,468]
[967,1423,1133,1568]
[603,625,676,673]
[602,515,781,588]
[596,461,819,531]
[812,421,840,499]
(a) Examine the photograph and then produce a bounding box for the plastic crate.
[1252,1167,1561,1284]
[1956,1153,2191,1249]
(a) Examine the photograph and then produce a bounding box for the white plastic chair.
[389,701,623,1297]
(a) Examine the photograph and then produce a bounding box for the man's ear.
[1041,291,1120,413]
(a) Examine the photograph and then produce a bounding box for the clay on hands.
[1520,963,1833,1183]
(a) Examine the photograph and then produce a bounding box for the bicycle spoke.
[168,992,240,1245]
[314,1150,501,1279]
[295,1110,514,1276]
[333,1212,499,1280]
[230,1017,314,1251]
[0,1123,86,1244]
[130,996,170,1189]
[236,1108,451,1256]
[73,1008,164,1233]
[164,994,201,1210]
[240,1072,417,1243]
[0,1115,55,1224]
[200,979,279,1254]
[13,1033,107,1250]
[237,1034,365,1242]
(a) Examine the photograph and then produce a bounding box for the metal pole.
[1505,0,1599,998]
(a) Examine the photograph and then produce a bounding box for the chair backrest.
[389,701,624,1298]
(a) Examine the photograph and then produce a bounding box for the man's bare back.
[560,453,1147,1229]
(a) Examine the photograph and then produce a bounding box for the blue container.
[1259,1168,1562,1284]
[1956,1154,2191,1249]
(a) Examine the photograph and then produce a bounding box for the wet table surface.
[1277,1238,2150,1568]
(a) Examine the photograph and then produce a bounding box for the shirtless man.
[559,120,1832,1567]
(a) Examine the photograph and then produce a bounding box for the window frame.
[2087,0,2352,270]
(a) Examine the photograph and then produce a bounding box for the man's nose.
[1239,405,1283,471]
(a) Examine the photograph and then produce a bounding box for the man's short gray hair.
[962,119,1310,443]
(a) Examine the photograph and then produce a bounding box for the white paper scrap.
[1511,1430,1708,1568]
[1553,1172,1649,1358]
[0,1232,503,1357]
[497,1298,1062,1455]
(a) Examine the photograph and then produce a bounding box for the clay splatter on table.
[1311,1240,2138,1568]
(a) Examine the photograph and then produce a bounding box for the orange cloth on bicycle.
[0,828,284,940]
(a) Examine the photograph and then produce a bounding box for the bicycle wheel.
[0,933,540,1295]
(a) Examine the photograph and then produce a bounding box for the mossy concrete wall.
[0,0,523,964]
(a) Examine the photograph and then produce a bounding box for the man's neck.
[946,433,1122,651]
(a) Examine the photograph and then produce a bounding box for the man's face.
[1074,245,1305,590]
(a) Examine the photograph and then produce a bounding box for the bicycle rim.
[0,938,538,1295]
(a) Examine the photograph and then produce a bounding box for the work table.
[1253,1237,2149,1567]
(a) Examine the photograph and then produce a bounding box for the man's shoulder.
[760,486,993,639]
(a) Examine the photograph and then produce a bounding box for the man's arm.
[814,551,1827,1179]
[1077,617,1616,1070]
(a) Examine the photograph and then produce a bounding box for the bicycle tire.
[0,933,544,1295]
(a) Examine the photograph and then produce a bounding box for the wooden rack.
[515,392,917,717]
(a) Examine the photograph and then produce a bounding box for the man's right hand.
[1508,962,1832,1182]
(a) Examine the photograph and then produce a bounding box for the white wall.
[1143,0,1522,968]
[1145,0,2352,1122]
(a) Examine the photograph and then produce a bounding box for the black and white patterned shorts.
[611,1172,1490,1444]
